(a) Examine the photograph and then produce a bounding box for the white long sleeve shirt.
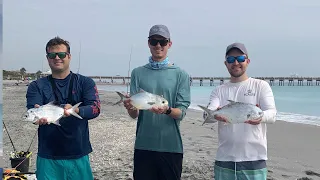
[206,77,277,162]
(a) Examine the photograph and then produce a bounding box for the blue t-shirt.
[26,72,100,159]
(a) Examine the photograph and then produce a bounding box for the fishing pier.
[88,76,320,86]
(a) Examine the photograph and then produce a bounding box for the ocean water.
[97,82,320,126]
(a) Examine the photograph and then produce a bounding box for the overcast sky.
[2,0,320,77]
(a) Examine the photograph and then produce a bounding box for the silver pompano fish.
[22,101,83,126]
[114,90,169,110]
[198,100,264,125]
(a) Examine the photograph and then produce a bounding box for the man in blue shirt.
[26,36,101,180]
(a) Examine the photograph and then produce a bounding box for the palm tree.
[20,67,26,79]
[36,70,42,79]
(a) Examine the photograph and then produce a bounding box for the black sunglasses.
[148,39,169,46]
[47,52,69,59]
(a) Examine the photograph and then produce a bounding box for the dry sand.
[2,82,320,180]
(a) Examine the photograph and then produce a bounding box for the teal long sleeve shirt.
[130,63,191,153]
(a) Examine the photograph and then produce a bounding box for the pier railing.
[88,76,320,86]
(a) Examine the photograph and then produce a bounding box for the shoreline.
[96,83,320,127]
[2,83,320,179]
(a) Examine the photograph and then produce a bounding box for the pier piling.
[90,76,320,87]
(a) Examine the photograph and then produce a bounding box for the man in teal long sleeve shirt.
[123,24,191,180]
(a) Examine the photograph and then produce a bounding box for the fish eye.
[162,101,165,104]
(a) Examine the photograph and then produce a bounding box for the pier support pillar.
[279,80,284,86]
[269,79,274,86]
[210,79,214,86]
[288,79,294,86]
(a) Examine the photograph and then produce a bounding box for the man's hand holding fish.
[149,106,169,114]
[123,94,139,119]
[63,103,80,117]
[33,104,48,125]
[244,104,262,125]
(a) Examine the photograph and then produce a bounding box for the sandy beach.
[2,82,320,180]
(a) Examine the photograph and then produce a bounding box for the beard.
[230,71,245,77]
[228,66,246,78]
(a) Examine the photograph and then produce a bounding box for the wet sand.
[2,82,320,180]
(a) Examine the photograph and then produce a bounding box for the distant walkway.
[89,76,320,86]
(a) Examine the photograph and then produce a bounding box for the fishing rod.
[2,121,16,152]
[126,44,133,94]
[77,40,82,74]
[26,130,37,153]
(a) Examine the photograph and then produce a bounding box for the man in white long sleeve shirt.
[205,42,277,180]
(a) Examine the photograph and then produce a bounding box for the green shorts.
[36,155,94,180]
[214,160,268,180]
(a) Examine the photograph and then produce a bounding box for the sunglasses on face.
[148,39,169,46]
[47,52,69,59]
[226,55,247,63]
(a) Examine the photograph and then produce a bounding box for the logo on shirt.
[244,89,256,96]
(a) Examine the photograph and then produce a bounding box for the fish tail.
[198,105,210,125]
[113,91,125,106]
[69,102,83,119]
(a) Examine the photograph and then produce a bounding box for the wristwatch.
[164,107,172,115]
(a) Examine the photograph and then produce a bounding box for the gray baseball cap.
[226,42,248,56]
[148,24,170,39]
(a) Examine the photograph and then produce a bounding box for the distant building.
[40,69,52,78]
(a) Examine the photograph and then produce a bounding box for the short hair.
[45,36,71,53]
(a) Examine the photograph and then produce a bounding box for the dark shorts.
[133,149,183,180]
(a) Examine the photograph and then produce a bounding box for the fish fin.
[202,120,207,126]
[139,88,146,93]
[68,102,83,119]
[47,101,54,105]
[198,105,218,113]
[113,91,126,106]
[34,115,41,121]
[147,102,155,105]
[52,119,62,126]
[227,100,237,104]
[47,101,60,106]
